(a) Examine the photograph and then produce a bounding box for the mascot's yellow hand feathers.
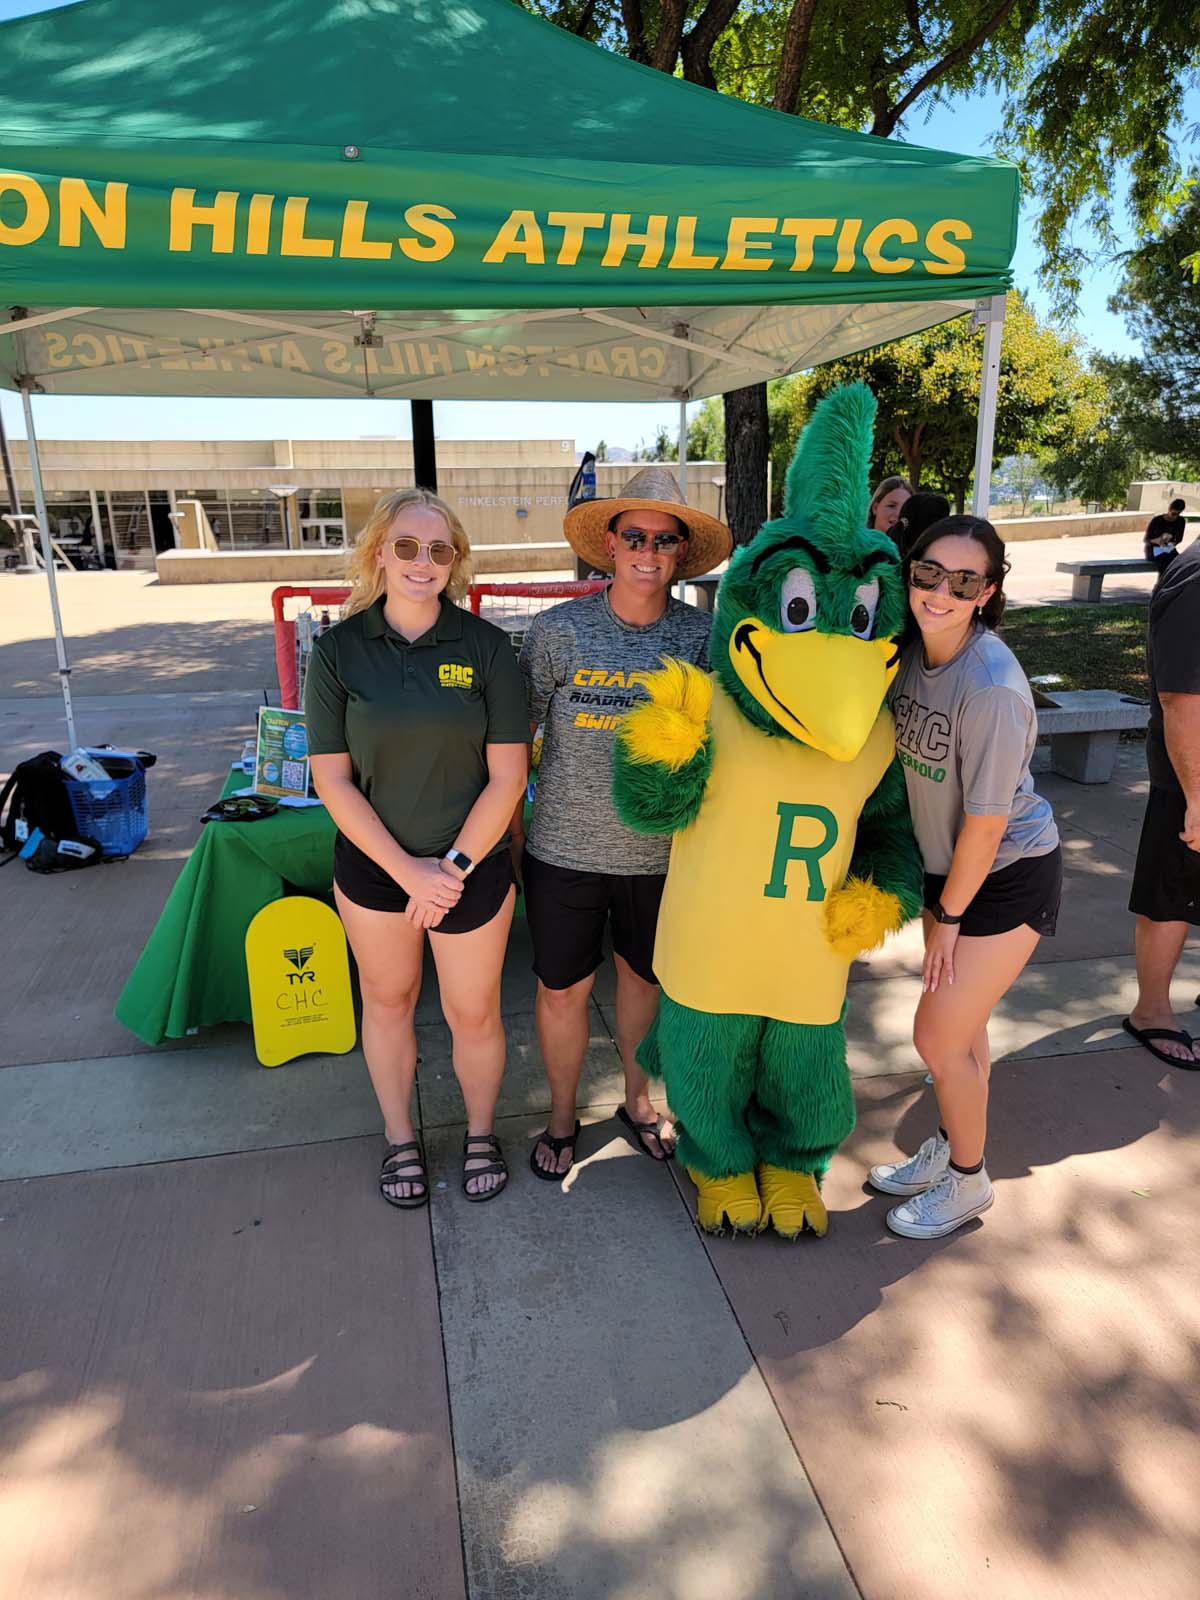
[617,660,713,771]
[823,877,906,959]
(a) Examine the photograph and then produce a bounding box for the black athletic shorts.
[521,850,665,989]
[923,844,1062,938]
[1129,786,1200,925]
[333,833,514,932]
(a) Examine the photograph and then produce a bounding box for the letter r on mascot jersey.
[612,382,923,1240]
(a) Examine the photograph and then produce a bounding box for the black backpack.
[0,751,100,868]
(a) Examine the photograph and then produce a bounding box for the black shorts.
[923,845,1062,938]
[1129,786,1200,925]
[522,851,665,989]
[333,834,514,933]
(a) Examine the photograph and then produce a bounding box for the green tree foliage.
[794,293,1104,510]
[595,438,609,460]
[1111,189,1200,453]
[1002,4,1200,310]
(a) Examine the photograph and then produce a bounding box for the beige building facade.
[1,437,730,574]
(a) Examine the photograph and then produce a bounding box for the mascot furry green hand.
[612,382,923,1239]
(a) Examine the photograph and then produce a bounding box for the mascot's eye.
[851,580,879,639]
[779,568,818,633]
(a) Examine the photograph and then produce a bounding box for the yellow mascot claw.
[687,1167,763,1235]
[758,1165,829,1238]
[618,659,713,770]
[822,877,905,960]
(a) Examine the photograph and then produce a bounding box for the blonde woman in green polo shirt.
[306,489,530,1209]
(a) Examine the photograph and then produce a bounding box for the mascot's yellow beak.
[729,620,898,761]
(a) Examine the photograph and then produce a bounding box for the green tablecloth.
[115,773,336,1045]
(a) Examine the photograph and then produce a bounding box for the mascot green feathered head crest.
[709,382,907,762]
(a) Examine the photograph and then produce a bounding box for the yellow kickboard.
[245,896,357,1067]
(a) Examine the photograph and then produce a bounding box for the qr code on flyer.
[281,760,307,791]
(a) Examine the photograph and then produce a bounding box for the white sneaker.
[886,1165,993,1240]
[869,1132,950,1196]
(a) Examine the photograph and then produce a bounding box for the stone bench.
[1055,557,1157,602]
[1035,689,1150,783]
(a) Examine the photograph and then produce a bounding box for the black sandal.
[529,1121,581,1181]
[616,1104,675,1162]
[463,1133,508,1203]
[1121,1017,1199,1069]
[379,1140,429,1209]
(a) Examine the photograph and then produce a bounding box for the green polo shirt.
[305,596,529,860]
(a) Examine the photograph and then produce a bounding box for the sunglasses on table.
[389,535,456,566]
[616,528,687,552]
[908,558,990,602]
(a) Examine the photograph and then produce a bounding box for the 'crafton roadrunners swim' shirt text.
[520,589,711,875]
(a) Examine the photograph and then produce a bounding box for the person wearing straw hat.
[517,466,732,1180]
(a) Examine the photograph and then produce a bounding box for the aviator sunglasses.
[616,527,686,553]
[390,535,456,566]
[908,558,989,602]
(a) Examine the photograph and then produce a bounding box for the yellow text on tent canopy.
[0,174,974,278]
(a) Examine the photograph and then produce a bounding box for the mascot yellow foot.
[687,1168,763,1235]
[758,1165,828,1239]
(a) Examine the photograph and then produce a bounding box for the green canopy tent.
[1,0,1017,744]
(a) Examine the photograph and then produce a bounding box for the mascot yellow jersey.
[654,687,895,1026]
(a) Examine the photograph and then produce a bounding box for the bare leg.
[913,923,1041,1169]
[334,885,426,1200]
[430,886,516,1196]
[533,972,595,1173]
[1129,915,1197,1064]
[612,951,673,1156]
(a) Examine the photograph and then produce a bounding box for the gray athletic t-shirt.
[520,590,712,874]
[891,624,1058,875]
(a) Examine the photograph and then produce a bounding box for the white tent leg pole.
[971,294,1006,518]
[22,387,78,750]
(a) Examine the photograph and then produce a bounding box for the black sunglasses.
[908,558,989,602]
[617,527,686,553]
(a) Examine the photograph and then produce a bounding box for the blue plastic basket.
[65,767,149,857]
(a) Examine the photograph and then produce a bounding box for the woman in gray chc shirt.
[869,515,1061,1241]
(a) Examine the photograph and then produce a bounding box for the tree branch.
[772,0,821,114]
[904,0,926,50]
[572,0,599,36]
[651,0,688,73]
[680,0,743,87]
[870,0,1019,136]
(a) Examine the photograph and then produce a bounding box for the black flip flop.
[462,1132,508,1202]
[379,1140,429,1209]
[616,1104,675,1162]
[529,1122,581,1181]
[1121,1017,1200,1070]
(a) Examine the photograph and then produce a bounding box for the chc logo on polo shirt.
[439,662,475,689]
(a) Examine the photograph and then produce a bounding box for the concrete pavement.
[2,541,1199,1600]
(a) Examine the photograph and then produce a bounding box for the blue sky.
[1,0,1195,447]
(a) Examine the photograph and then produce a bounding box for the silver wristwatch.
[443,848,475,878]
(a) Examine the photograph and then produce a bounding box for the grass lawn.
[1002,604,1149,701]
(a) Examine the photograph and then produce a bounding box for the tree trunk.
[893,421,925,488]
[724,384,770,544]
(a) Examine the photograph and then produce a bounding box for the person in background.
[870,515,1061,1239]
[1143,498,1188,576]
[893,491,952,559]
[1122,533,1200,1068]
[867,474,913,536]
[306,489,529,1209]
[517,468,731,1180]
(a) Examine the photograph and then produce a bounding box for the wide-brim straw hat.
[563,465,732,581]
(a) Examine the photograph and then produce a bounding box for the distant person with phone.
[1144,498,1188,576]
